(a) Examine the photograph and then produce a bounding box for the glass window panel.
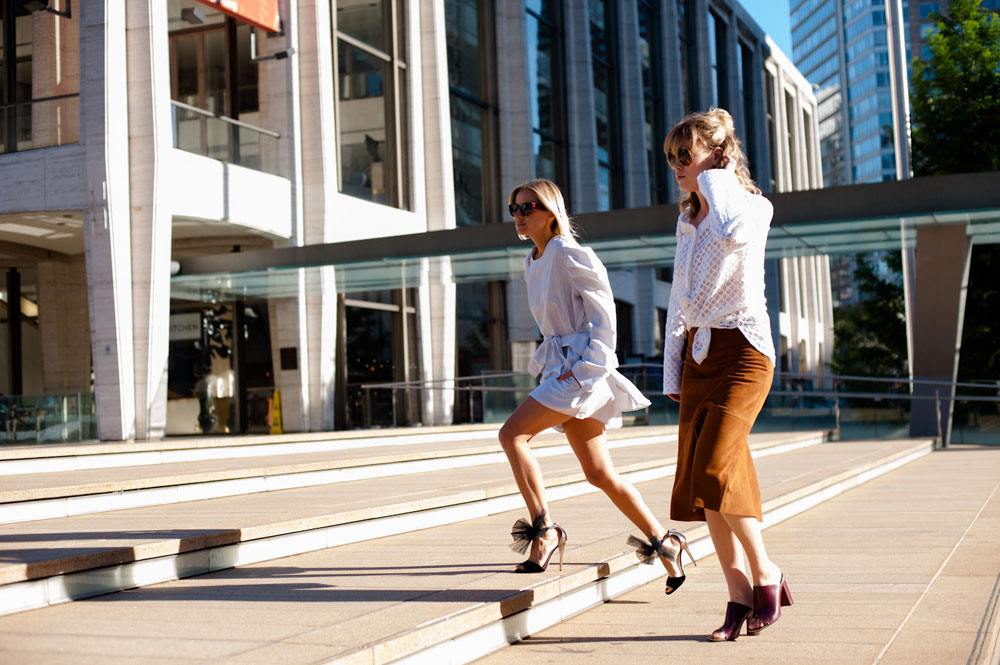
[174,34,200,105]
[203,30,227,114]
[526,12,555,136]
[593,63,610,162]
[527,0,559,23]
[708,13,719,107]
[450,95,485,227]
[445,0,480,97]
[589,0,609,62]
[15,12,31,59]
[235,24,259,115]
[338,40,389,204]
[598,165,611,211]
[533,134,556,181]
[396,0,407,62]
[397,66,410,210]
[336,0,385,52]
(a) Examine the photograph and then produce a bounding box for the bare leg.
[562,417,676,573]
[720,512,782,587]
[705,509,753,606]
[498,397,571,566]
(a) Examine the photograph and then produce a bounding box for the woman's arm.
[561,246,618,391]
[662,279,685,396]
[698,169,773,245]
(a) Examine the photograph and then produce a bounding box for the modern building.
[791,0,906,186]
[906,0,999,63]
[0,0,824,443]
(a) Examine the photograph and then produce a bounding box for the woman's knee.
[498,425,527,452]
[583,466,616,490]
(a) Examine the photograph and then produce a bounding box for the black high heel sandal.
[509,513,567,573]
[628,529,696,595]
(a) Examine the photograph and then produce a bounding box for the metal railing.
[361,366,1000,445]
[170,100,281,175]
[0,93,80,154]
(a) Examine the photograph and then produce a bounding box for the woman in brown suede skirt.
[661,109,793,641]
[672,327,772,523]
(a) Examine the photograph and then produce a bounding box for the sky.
[738,0,794,57]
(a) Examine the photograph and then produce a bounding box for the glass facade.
[1,2,78,155]
[446,0,497,227]
[638,0,667,204]
[335,0,410,209]
[526,0,565,185]
[791,0,901,185]
[590,0,621,210]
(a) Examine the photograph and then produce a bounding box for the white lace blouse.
[662,169,776,395]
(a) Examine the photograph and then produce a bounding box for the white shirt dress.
[524,235,651,431]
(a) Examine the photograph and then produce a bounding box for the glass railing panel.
[170,101,281,176]
[951,383,1000,445]
[0,393,96,445]
[0,94,80,154]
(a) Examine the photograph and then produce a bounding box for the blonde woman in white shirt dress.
[662,108,792,641]
[500,179,694,592]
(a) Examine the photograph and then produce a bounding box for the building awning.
[195,0,280,33]
[170,172,1000,302]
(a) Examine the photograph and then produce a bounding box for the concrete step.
[0,426,683,525]
[0,430,828,617]
[0,439,940,665]
[474,444,1000,665]
[0,425,505,476]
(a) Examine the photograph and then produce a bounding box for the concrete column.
[37,259,91,394]
[618,1,650,209]
[80,1,135,441]
[126,0,173,440]
[497,1,537,373]
[662,0,685,202]
[690,0,713,111]
[563,2,600,213]
[415,0,457,425]
[910,224,971,445]
[298,0,339,429]
[269,290,310,432]
[419,257,456,424]
[257,0,311,431]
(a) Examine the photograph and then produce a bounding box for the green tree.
[910,0,1000,176]
[829,252,909,401]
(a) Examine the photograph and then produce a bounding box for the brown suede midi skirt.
[670,327,774,522]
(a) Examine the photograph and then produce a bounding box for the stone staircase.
[0,426,962,665]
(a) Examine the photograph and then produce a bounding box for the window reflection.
[335,0,409,210]
[527,1,565,190]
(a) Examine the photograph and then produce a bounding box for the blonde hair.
[508,178,579,243]
[664,108,760,218]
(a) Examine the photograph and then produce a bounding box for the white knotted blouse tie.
[527,330,596,379]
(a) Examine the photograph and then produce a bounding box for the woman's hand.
[667,393,680,402]
[557,371,575,381]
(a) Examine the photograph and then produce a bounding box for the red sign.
[195,0,281,33]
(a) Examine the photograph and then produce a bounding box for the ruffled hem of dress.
[531,370,650,433]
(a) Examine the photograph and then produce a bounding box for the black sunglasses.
[509,201,546,217]
[666,147,693,168]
